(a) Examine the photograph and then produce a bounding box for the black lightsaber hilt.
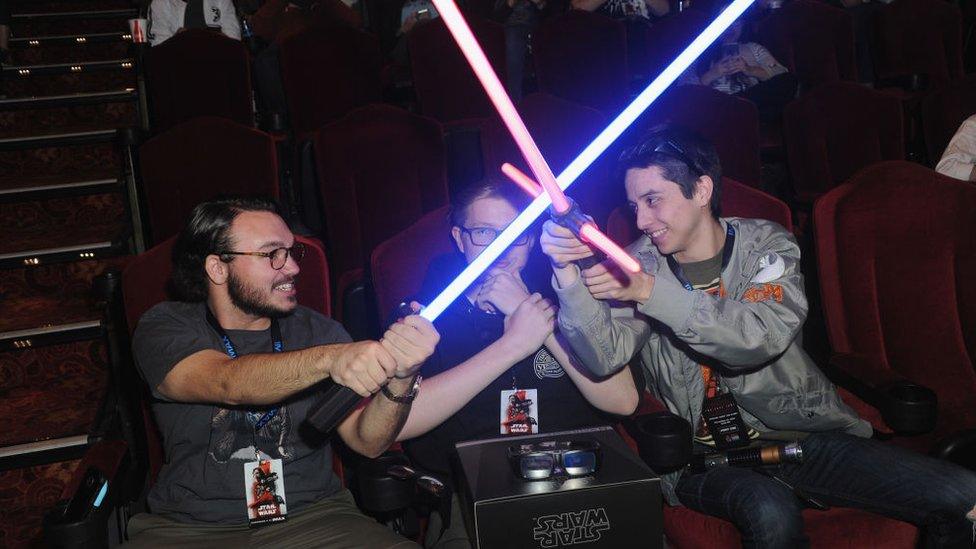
[305,302,419,434]
[549,198,605,271]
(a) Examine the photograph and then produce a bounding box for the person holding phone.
[685,8,796,122]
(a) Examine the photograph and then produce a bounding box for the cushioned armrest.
[829,354,937,435]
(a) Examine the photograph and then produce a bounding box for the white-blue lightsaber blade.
[420,0,755,321]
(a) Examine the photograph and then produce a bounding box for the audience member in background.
[571,0,669,21]
[398,179,640,548]
[147,0,242,45]
[127,197,437,547]
[825,0,882,84]
[388,0,440,82]
[936,114,976,182]
[682,14,796,122]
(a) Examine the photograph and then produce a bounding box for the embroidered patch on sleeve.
[743,283,784,303]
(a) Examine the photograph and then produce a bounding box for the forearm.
[214,346,335,405]
[397,339,527,441]
[341,377,416,457]
[545,333,639,415]
[645,0,669,16]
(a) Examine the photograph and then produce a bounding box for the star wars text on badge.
[532,507,611,547]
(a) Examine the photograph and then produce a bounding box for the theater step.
[11,9,139,36]
[0,100,137,139]
[0,459,84,548]
[7,35,131,65]
[0,194,129,269]
[0,175,120,202]
[0,128,119,151]
[1,58,135,78]
[1,65,136,97]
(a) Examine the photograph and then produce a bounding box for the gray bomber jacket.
[553,217,871,504]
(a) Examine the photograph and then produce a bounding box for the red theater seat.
[312,104,449,296]
[370,205,454,320]
[533,10,629,115]
[921,74,976,166]
[145,29,254,133]
[784,81,904,203]
[139,116,280,244]
[814,161,976,453]
[632,85,761,188]
[278,24,383,138]
[754,0,857,93]
[480,93,618,226]
[408,16,506,123]
[872,0,964,88]
[640,9,710,83]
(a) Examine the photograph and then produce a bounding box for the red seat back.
[784,81,904,202]
[145,30,254,133]
[408,16,506,123]
[480,93,619,226]
[370,205,455,320]
[278,24,383,137]
[139,116,280,244]
[313,104,449,286]
[754,0,857,92]
[634,85,761,187]
[641,9,710,83]
[533,10,629,115]
[814,161,976,437]
[607,177,791,245]
[921,74,976,166]
[872,0,964,86]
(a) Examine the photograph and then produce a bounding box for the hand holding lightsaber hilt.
[500,162,640,274]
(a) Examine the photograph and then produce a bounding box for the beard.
[227,271,296,319]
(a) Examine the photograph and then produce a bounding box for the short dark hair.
[617,127,723,218]
[448,177,531,228]
[169,196,280,302]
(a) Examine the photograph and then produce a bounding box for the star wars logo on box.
[533,507,611,548]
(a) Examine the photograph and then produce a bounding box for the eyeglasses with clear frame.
[218,242,306,270]
[461,226,533,247]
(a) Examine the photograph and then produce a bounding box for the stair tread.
[0,294,102,334]
[0,173,118,194]
[0,378,106,448]
[0,219,124,256]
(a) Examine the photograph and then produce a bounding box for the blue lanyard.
[205,308,282,431]
[665,223,736,292]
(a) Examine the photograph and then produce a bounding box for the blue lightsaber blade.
[419,0,756,321]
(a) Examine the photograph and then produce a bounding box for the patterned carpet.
[11,41,130,66]
[0,101,137,139]
[2,71,137,98]
[0,194,127,255]
[0,460,82,549]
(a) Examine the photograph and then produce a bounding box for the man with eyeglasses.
[128,197,437,547]
[540,129,976,547]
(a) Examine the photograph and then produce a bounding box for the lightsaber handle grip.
[306,382,362,434]
[305,302,420,434]
[550,198,605,270]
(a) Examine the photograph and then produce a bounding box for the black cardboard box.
[454,425,662,549]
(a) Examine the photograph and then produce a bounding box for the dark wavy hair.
[448,176,531,228]
[168,196,280,302]
[616,127,723,218]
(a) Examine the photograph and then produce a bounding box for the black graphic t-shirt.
[133,302,348,524]
[402,254,611,484]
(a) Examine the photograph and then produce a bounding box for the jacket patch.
[533,348,565,379]
[743,283,784,303]
[211,7,220,22]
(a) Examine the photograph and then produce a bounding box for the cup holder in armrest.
[881,382,937,435]
[626,411,693,475]
[355,452,414,514]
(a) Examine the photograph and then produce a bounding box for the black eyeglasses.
[623,138,705,177]
[507,440,602,480]
[219,243,306,270]
[461,226,532,247]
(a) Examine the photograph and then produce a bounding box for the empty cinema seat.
[145,29,254,133]
[532,10,629,116]
[139,116,280,244]
[784,81,904,203]
[278,24,383,138]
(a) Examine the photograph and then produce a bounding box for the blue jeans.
[675,432,976,548]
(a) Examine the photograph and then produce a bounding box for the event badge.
[701,393,751,450]
[244,458,288,527]
[501,389,539,435]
